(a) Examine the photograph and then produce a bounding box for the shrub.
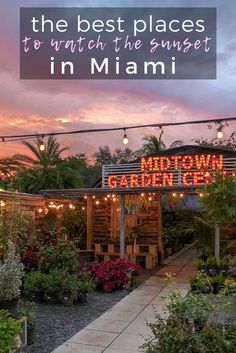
[18,300,37,326]
[77,279,95,294]
[21,248,39,272]
[0,241,24,303]
[0,310,22,353]
[84,259,140,291]
[23,271,47,298]
[143,283,236,353]
[44,270,62,296]
[38,240,77,273]
[220,278,236,297]
[189,271,213,294]
[60,272,78,296]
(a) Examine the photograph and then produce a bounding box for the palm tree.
[141,131,183,155]
[13,136,68,168]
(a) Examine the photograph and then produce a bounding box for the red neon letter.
[160,157,170,171]
[182,172,193,186]
[141,157,153,171]
[120,175,129,187]
[195,154,211,170]
[212,154,223,170]
[130,174,139,187]
[182,155,194,170]
[108,175,117,188]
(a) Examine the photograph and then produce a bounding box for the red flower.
[79,259,141,291]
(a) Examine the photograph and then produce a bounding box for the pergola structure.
[42,145,236,268]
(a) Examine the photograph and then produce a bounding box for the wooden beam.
[157,194,164,263]
[87,196,93,249]
[119,194,125,258]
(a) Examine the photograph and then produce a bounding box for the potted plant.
[220,278,236,296]
[18,301,37,345]
[59,273,78,306]
[0,241,24,316]
[194,272,213,294]
[189,274,199,293]
[205,257,218,277]
[0,310,22,353]
[210,273,225,294]
[195,259,207,274]
[218,259,228,276]
[77,279,95,303]
[23,271,47,303]
[44,270,61,304]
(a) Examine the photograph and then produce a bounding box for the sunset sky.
[0,0,236,159]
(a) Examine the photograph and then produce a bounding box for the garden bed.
[19,289,129,353]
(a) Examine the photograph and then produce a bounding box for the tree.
[199,172,236,258]
[195,131,236,150]
[13,135,68,168]
[13,136,85,193]
[0,157,21,190]
[141,131,183,155]
[114,148,135,164]
[93,145,117,166]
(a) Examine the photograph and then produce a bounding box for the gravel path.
[19,289,129,353]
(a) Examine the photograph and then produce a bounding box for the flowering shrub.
[21,249,39,272]
[82,259,141,291]
[0,241,24,303]
[221,278,236,296]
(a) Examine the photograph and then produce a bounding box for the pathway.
[52,246,197,353]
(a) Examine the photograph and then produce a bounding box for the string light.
[199,193,203,197]
[180,193,184,198]
[217,127,223,139]
[0,117,235,143]
[0,200,5,207]
[172,193,177,197]
[123,129,128,145]
[38,208,43,213]
[141,193,145,197]
[39,136,45,151]
[148,196,152,201]
[82,206,85,210]
[95,200,100,205]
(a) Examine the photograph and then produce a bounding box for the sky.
[0,0,236,159]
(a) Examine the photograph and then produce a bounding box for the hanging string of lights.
[0,116,235,147]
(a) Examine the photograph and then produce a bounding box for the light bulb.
[123,130,128,145]
[39,143,45,151]
[217,129,223,139]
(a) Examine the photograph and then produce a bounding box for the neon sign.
[103,154,236,189]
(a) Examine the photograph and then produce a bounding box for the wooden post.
[119,194,125,258]
[215,223,220,259]
[87,196,93,250]
[157,194,164,263]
